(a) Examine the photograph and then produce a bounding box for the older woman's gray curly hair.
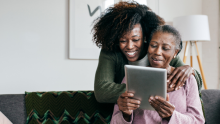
[150,25,183,54]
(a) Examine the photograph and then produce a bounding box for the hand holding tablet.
[125,65,167,110]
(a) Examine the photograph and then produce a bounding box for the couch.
[0,90,219,124]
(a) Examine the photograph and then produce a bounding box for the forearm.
[94,49,126,103]
[110,104,133,124]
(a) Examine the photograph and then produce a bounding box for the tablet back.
[125,65,167,110]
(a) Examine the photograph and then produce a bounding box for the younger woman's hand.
[117,91,141,121]
[149,94,175,120]
[167,65,194,91]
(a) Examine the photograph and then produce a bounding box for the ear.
[173,50,179,58]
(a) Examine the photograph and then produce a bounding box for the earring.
[173,56,176,59]
[144,41,147,43]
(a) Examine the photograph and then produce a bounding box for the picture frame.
[69,0,104,59]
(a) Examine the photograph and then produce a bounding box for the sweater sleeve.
[110,104,133,124]
[94,49,126,103]
[162,75,205,124]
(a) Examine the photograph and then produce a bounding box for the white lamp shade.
[173,15,210,42]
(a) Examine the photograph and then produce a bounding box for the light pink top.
[0,111,12,124]
[110,75,205,124]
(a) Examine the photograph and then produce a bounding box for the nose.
[155,47,162,55]
[127,41,134,50]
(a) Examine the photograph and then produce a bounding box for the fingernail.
[150,97,153,100]
[179,86,181,88]
[175,88,177,91]
[129,93,133,96]
[183,84,185,85]
[170,85,172,88]
[167,80,169,82]
[155,96,158,99]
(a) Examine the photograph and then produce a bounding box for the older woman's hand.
[167,65,194,91]
[149,94,175,120]
[117,91,141,121]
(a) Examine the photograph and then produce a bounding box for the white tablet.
[125,65,167,110]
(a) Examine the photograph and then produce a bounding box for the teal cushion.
[25,91,114,124]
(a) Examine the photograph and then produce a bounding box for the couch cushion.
[25,91,114,124]
[202,89,220,124]
[0,94,26,124]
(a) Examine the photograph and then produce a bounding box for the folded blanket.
[25,91,114,124]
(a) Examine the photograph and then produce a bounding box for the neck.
[137,48,147,61]
[148,65,173,75]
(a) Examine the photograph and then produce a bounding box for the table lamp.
[173,15,210,89]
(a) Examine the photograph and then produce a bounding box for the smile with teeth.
[126,51,137,56]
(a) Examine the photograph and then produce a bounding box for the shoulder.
[99,49,127,64]
[185,75,199,95]
[100,49,122,59]
[186,75,197,86]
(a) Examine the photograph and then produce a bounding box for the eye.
[150,44,157,48]
[133,39,140,42]
[163,47,170,51]
[119,40,126,43]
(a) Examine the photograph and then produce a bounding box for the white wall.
[0,0,98,94]
[0,0,219,94]
[202,0,219,89]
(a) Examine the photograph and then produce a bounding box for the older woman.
[111,25,205,124]
[92,1,203,105]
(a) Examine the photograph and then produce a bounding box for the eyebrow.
[151,41,172,46]
[132,35,140,37]
[151,41,158,43]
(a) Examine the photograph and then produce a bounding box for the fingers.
[117,95,141,116]
[149,95,175,118]
[120,91,134,98]
[117,92,141,112]
[154,96,175,109]
[166,94,169,101]
[174,70,188,90]
[167,84,176,93]
[119,99,140,108]
[170,69,182,89]
[169,65,193,91]
[167,68,178,86]
[169,69,185,90]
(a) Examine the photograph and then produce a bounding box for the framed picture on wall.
[69,0,114,59]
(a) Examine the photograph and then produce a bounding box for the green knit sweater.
[94,49,203,103]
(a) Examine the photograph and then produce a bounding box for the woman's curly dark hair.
[92,1,165,51]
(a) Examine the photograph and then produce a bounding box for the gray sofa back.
[0,90,219,124]
[0,94,26,124]
[202,89,220,124]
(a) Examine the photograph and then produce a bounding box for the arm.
[110,104,133,124]
[162,76,205,124]
[94,49,126,103]
[110,91,140,124]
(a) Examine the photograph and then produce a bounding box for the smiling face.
[119,23,145,62]
[148,32,179,68]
